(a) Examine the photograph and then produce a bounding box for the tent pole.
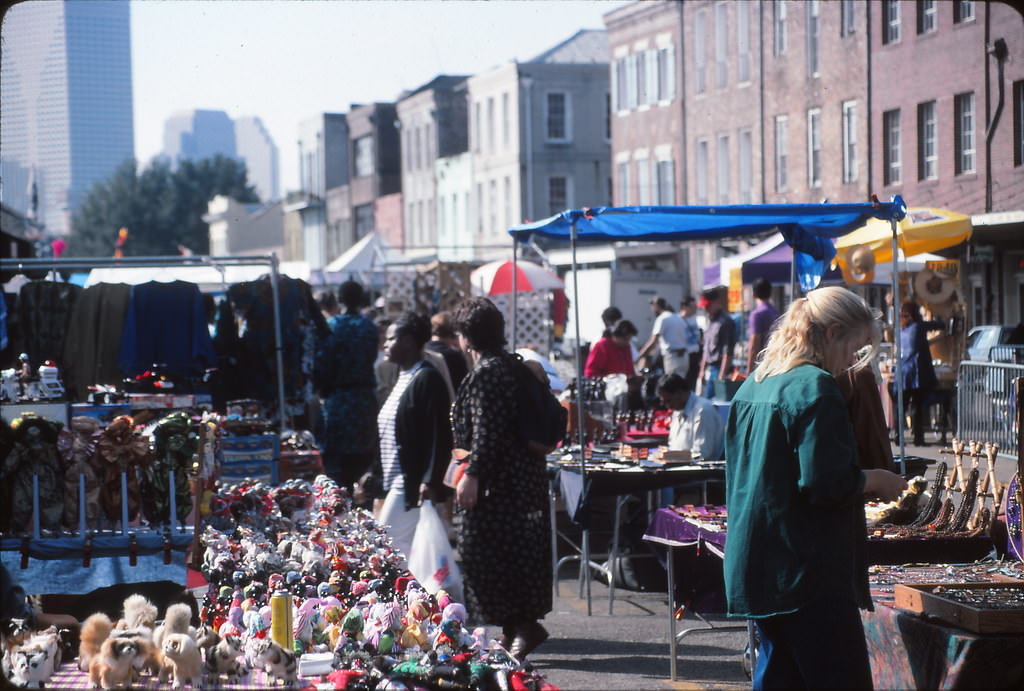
[269,253,289,432]
[512,239,519,352]
[570,220,592,616]
[892,219,905,473]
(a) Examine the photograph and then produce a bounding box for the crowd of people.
[309,275,945,681]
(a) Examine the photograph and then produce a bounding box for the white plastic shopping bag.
[408,500,463,602]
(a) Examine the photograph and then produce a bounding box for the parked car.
[965,325,1016,361]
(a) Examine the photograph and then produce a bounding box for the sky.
[130,0,625,195]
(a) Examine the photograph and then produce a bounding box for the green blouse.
[724,364,870,618]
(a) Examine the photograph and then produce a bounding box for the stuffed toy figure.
[96,415,150,523]
[57,415,103,529]
[1,414,64,533]
[143,411,196,525]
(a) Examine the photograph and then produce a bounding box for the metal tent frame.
[507,200,909,614]
[4,254,289,431]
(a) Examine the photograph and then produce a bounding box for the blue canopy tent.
[508,199,909,614]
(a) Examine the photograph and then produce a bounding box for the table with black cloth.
[553,461,725,615]
[643,506,748,681]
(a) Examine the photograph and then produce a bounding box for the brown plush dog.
[88,637,139,690]
[161,633,202,688]
[78,612,113,672]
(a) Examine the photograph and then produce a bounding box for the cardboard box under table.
[220,434,278,484]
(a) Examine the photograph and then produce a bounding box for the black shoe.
[510,621,549,660]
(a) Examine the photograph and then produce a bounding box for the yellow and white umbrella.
[834,207,972,269]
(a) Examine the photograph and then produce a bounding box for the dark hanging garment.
[63,283,133,400]
[227,277,327,414]
[211,297,243,408]
[118,280,217,379]
[15,280,81,368]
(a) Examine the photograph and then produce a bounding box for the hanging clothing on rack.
[15,280,82,368]
[226,276,327,416]
[118,280,216,380]
[63,283,133,401]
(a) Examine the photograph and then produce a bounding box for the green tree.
[69,154,259,257]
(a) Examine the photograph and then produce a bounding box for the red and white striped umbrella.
[470,260,564,295]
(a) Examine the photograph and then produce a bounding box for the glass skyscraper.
[1,0,134,235]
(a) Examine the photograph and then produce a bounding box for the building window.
[473,102,481,152]
[636,50,648,105]
[354,135,374,177]
[547,176,567,218]
[1014,80,1024,167]
[504,176,513,228]
[627,54,639,109]
[487,97,495,152]
[883,0,900,44]
[917,100,937,180]
[605,93,612,140]
[615,57,629,111]
[696,139,709,204]
[737,1,751,83]
[546,92,569,141]
[807,108,821,188]
[954,92,976,175]
[840,0,855,36]
[354,203,374,237]
[917,0,937,34]
[739,128,753,203]
[773,0,787,56]
[636,158,651,205]
[953,1,974,24]
[645,48,658,105]
[475,183,483,233]
[716,134,730,203]
[883,109,901,185]
[488,180,497,234]
[695,10,707,94]
[806,1,820,78]
[774,115,788,192]
[502,92,510,149]
[657,44,676,101]
[842,100,858,184]
[617,161,631,205]
[656,159,675,204]
[715,2,728,89]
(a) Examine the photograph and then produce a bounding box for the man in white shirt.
[637,296,690,377]
[657,373,725,462]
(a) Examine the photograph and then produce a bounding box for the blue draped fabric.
[508,200,907,244]
[510,200,905,291]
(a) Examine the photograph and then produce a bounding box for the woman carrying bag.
[360,312,453,566]
[450,297,553,660]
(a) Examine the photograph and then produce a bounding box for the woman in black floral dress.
[451,297,552,659]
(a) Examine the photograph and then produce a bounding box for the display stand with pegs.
[940,438,1004,531]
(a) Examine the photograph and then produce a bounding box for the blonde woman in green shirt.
[724,286,906,691]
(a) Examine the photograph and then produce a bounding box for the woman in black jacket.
[363,312,453,562]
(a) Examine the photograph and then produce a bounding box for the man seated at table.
[658,373,725,462]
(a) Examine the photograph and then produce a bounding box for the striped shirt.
[378,361,423,491]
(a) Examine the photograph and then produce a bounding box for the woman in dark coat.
[451,297,552,660]
[316,281,378,489]
[898,300,944,446]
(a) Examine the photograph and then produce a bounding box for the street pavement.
[523,432,1018,691]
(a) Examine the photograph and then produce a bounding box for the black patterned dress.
[451,351,553,626]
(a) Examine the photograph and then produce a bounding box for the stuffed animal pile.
[194,473,558,690]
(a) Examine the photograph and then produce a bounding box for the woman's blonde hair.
[754,285,880,381]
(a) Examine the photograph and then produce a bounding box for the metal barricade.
[957,361,1023,458]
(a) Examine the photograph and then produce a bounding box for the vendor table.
[643,507,749,682]
[554,461,725,615]
[862,599,1024,689]
[44,662,313,690]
